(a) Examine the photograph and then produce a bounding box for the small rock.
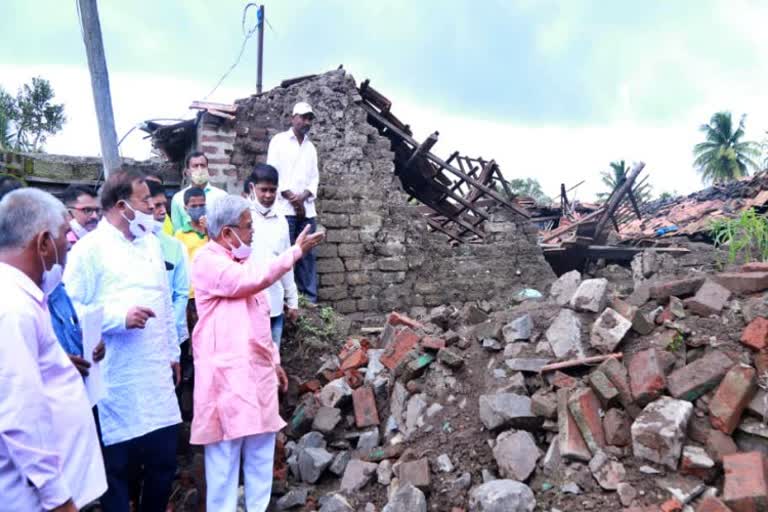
[588,450,626,490]
[632,396,693,469]
[319,378,353,408]
[340,459,378,492]
[395,458,430,491]
[382,483,427,512]
[377,459,393,485]
[503,314,534,342]
[560,482,581,495]
[546,309,585,359]
[493,430,541,481]
[298,447,333,483]
[452,471,472,490]
[551,270,581,306]
[570,278,609,313]
[468,480,536,512]
[617,482,637,507]
[438,348,464,369]
[298,431,327,450]
[329,450,351,477]
[357,428,380,450]
[436,454,454,473]
[482,338,503,351]
[276,487,309,510]
[479,393,539,431]
[312,407,342,434]
[590,307,632,353]
[319,493,354,512]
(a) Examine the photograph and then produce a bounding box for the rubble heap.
[270,254,768,511]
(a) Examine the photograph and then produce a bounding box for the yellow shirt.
[175,227,208,298]
[162,216,174,236]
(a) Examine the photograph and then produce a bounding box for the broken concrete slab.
[684,279,731,317]
[550,270,581,306]
[570,278,609,313]
[493,430,540,481]
[478,393,540,431]
[655,474,706,505]
[631,396,693,469]
[298,446,333,483]
[545,309,584,359]
[502,314,534,342]
[590,307,633,353]
[319,378,353,408]
[649,276,705,300]
[318,493,355,512]
[312,407,343,434]
[340,459,378,493]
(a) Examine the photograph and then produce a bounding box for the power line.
[203,3,265,100]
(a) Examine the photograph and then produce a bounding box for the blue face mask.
[188,206,206,223]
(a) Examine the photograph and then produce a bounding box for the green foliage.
[504,177,552,204]
[667,332,684,352]
[0,77,65,152]
[693,111,760,184]
[710,208,768,264]
[296,304,337,338]
[657,190,679,201]
[596,160,652,203]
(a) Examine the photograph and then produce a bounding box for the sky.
[2,0,768,202]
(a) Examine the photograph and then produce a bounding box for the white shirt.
[0,263,106,510]
[250,206,299,317]
[267,129,320,218]
[63,219,181,446]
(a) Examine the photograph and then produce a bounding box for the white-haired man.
[0,188,106,511]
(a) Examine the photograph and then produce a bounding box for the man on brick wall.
[267,101,320,303]
[170,151,227,233]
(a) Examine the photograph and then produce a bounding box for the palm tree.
[693,111,760,184]
[596,160,652,203]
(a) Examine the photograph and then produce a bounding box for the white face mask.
[121,202,154,238]
[40,238,63,296]
[251,200,271,216]
[227,229,252,260]
[69,219,90,239]
[152,219,165,234]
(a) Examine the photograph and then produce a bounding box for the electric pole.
[256,4,265,94]
[78,0,121,177]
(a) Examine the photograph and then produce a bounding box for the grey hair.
[205,194,250,239]
[0,188,68,250]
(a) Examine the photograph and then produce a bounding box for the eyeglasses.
[69,206,102,216]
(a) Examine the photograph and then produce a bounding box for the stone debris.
[550,270,581,306]
[492,430,540,481]
[502,313,534,342]
[590,307,632,353]
[588,449,626,490]
[631,396,693,469]
[478,393,538,431]
[570,278,609,313]
[545,309,584,359]
[340,459,378,492]
[382,483,427,512]
[468,480,536,512]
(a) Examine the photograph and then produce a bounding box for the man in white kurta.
[63,169,181,512]
[0,188,106,511]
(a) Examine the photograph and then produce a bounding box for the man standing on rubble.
[0,188,107,511]
[267,101,320,303]
[64,169,181,512]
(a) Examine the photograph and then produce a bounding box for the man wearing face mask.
[190,194,323,511]
[0,188,107,511]
[64,169,182,512]
[170,151,227,233]
[175,187,208,336]
[61,185,101,244]
[267,101,320,303]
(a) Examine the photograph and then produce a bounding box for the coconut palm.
[596,160,652,203]
[693,111,760,184]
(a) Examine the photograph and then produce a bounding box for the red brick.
[340,349,369,371]
[680,445,716,480]
[723,452,768,512]
[603,408,631,446]
[742,262,768,272]
[557,388,591,461]
[741,317,768,351]
[568,387,606,454]
[421,336,446,351]
[598,357,639,416]
[396,458,430,491]
[756,351,768,377]
[661,498,683,512]
[387,311,423,329]
[629,348,667,406]
[551,370,578,389]
[710,364,757,434]
[352,385,380,428]
[667,350,735,401]
[715,272,768,295]
[299,379,322,395]
[650,276,705,300]
[706,429,739,464]
[380,328,420,371]
[696,496,732,512]
[344,369,364,389]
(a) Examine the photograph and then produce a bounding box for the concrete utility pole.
[256,4,265,94]
[78,0,121,177]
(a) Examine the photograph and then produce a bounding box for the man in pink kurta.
[190,194,323,512]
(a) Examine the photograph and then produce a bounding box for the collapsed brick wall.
[230,69,555,321]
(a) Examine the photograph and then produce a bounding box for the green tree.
[0,77,65,152]
[596,160,652,203]
[505,177,552,204]
[693,111,760,184]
